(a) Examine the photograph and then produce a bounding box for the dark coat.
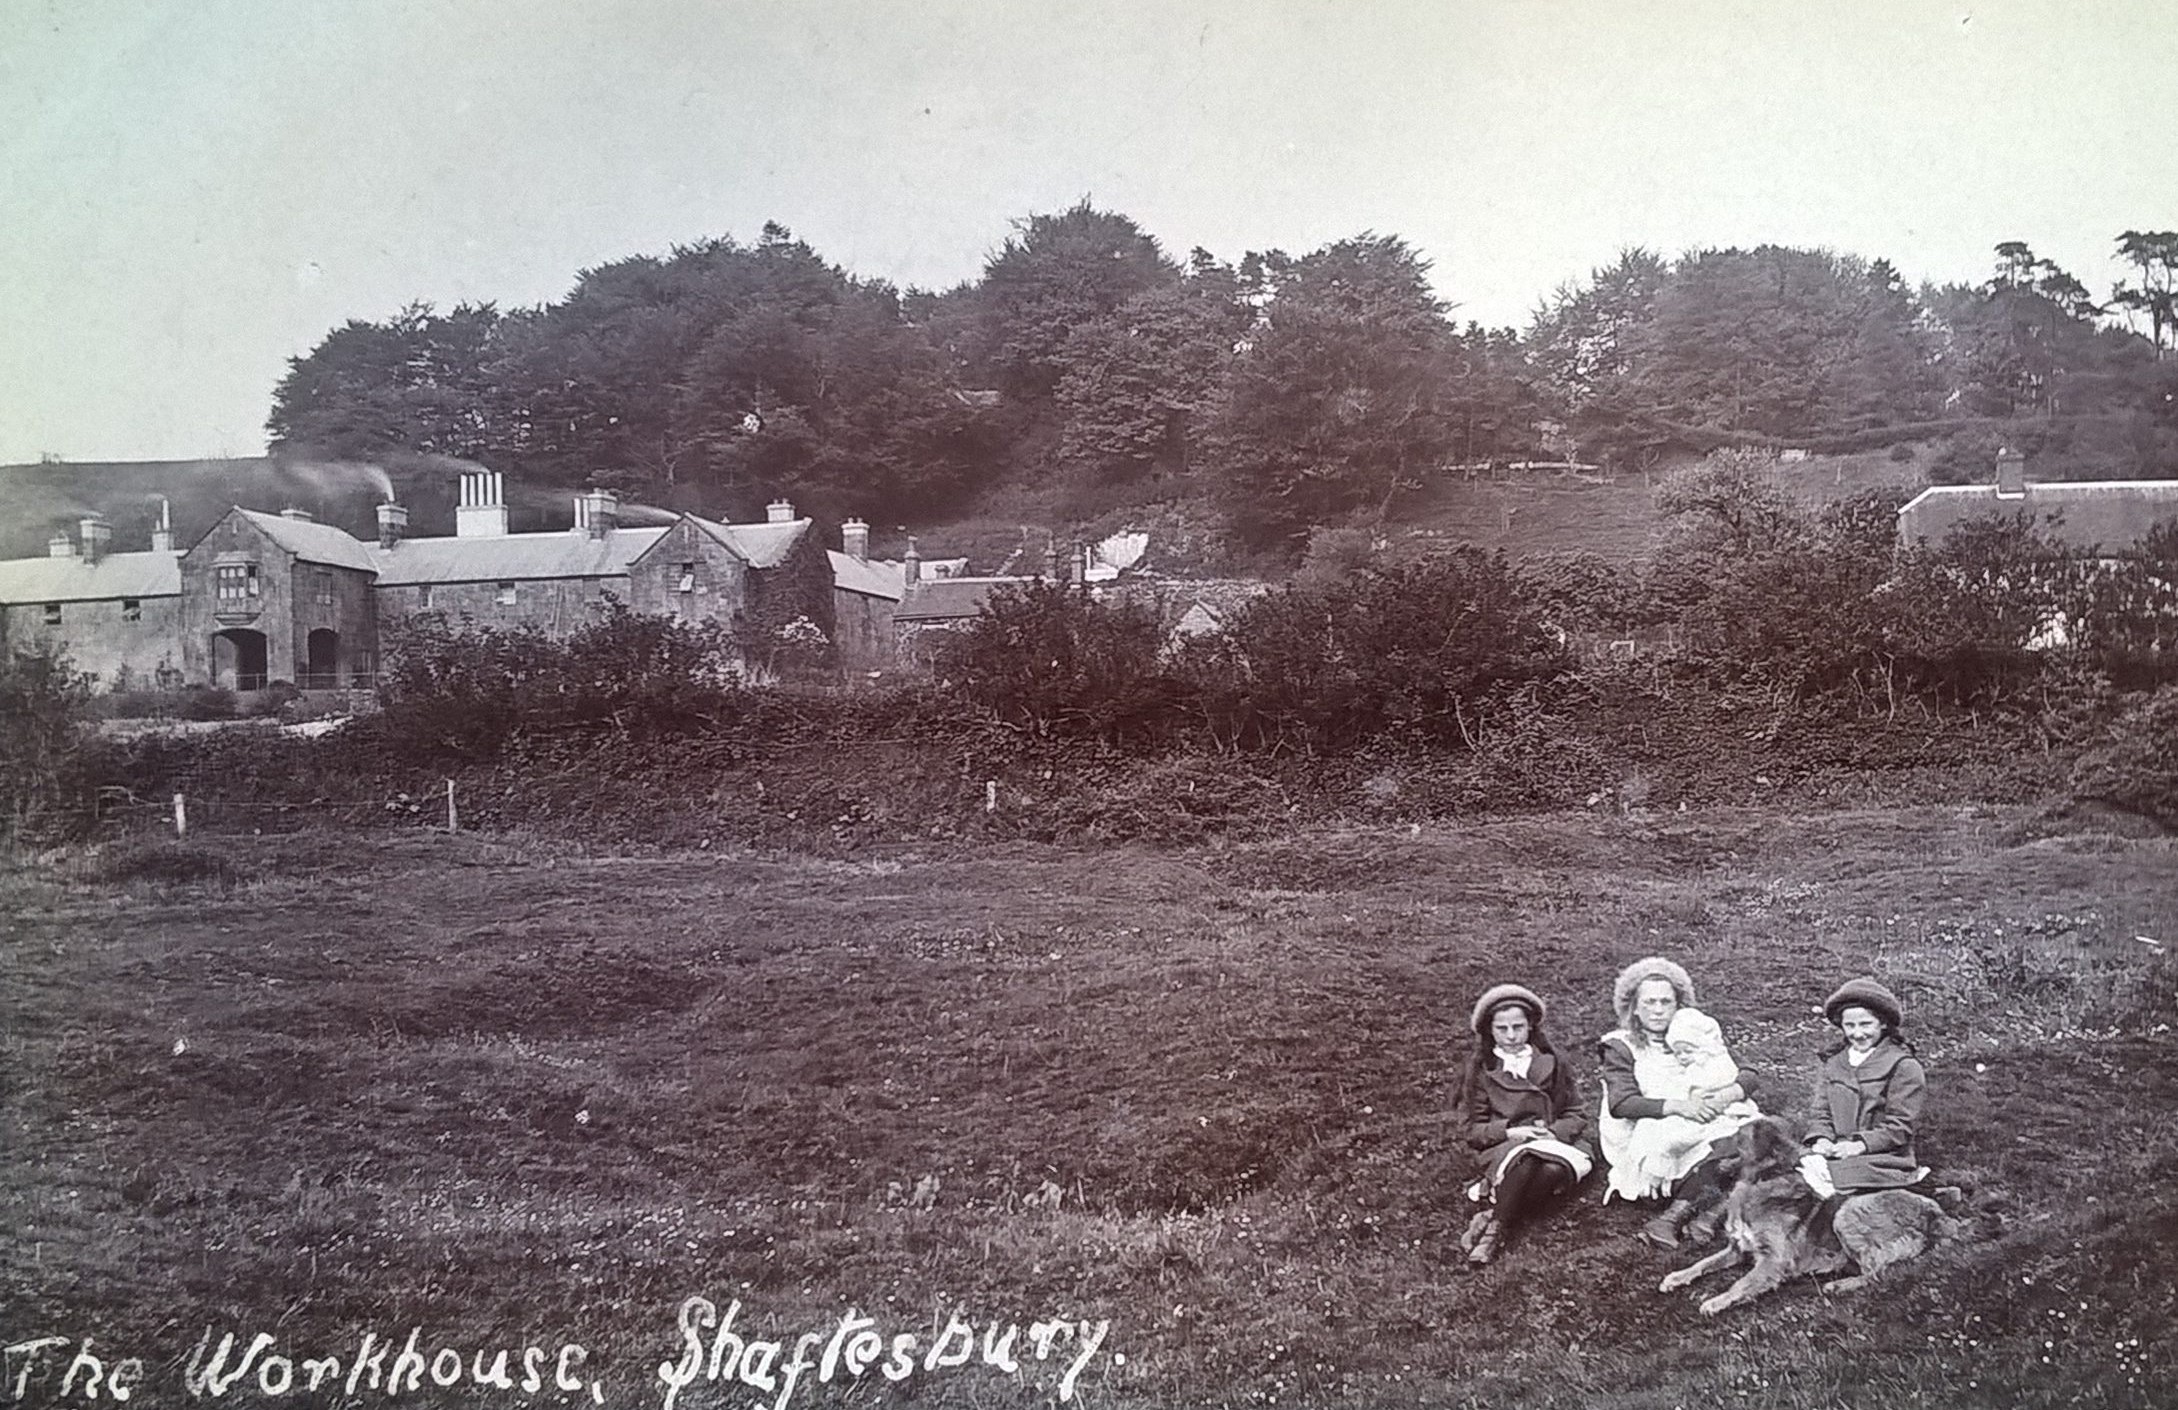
[1460,1050,1590,1182]
[1806,1038,1927,1192]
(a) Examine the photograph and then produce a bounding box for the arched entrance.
[212,629,268,691]
[305,629,341,689]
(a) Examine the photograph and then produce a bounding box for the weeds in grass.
[4,809,2174,1409]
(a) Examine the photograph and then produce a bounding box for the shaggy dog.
[1658,1116,1959,1316]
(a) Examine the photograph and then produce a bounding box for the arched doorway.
[212,629,268,691]
[305,629,341,689]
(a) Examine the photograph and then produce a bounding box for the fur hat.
[1470,983,1545,1037]
[1611,956,1696,1031]
[1823,976,1903,1030]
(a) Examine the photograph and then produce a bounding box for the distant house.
[828,518,906,675]
[0,509,183,690]
[4,467,845,691]
[1896,452,2178,558]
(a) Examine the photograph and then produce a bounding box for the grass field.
[3,801,2174,1408]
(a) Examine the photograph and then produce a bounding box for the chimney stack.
[79,513,111,564]
[151,498,174,554]
[574,489,619,540]
[280,507,314,522]
[841,518,869,561]
[903,536,921,588]
[377,501,410,550]
[766,498,796,524]
[1995,447,2027,499]
[457,467,510,538]
[48,532,75,559]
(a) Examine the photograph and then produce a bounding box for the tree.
[1525,247,1667,413]
[1206,234,1467,552]
[2110,230,2178,357]
[976,201,1178,404]
[267,302,504,460]
[1051,252,1252,482]
[1928,242,2159,425]
[1616,247,1941,440]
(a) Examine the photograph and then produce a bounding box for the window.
[215,564,259,601]
[677,562,697,593]
[42,603,61,626]
[417,584,433,609]
[123,598,142,622]
[496,580,517,606]
[314,571,333,605]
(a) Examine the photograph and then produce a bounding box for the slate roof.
[237,510,380,573]
[1897,481,2178,554]
[894,576,1024,622]
[369,526,670,585]
[829,552,906,601]
[0,550,182,605]
[692,517,809,569]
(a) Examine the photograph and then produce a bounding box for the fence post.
[172,792,187,839]
[446,778,459,833]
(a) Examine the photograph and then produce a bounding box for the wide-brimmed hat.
[1471,983,1545,1037]
[1611,956,1695,1031]
[1823,976,1903,1029]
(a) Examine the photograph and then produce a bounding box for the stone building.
[3,468,851,690]
[0,510,184,690]
[179,507,380,688]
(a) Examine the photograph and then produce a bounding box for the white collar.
[1495,1046,1534,1078]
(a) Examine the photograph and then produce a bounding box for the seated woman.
[1804,977,1929,1193]
[1456,983,1594,1267]
[1595,957,1764,1249]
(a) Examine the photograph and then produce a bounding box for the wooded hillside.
[246,213,2176,559]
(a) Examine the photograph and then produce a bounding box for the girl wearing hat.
[1455,983,1594,1266]
[1805,977,1930,1192]
[1595,957,1765,1248]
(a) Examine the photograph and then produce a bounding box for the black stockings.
[1494,1156,1574,1232]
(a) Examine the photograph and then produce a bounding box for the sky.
[1,0,2172,466]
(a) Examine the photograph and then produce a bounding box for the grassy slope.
[3,804,2173,1408]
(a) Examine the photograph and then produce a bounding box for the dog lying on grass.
[1658,1116,1962,1316]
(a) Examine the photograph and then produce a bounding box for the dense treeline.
[268,209,2178,554]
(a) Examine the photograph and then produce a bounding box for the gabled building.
[181,506,379,688]
[5,467,844,691]
[1897,450,2178,557]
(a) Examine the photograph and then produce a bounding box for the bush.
[376,603,747,762]
[240,681,301,718]
[177,684,237,721]
[2070,686,2178,829]
[0,642,97,839]
[936,580,1181,746]
[1181,547,1568,754]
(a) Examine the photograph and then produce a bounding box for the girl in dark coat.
[1805,977,1930,1192]
[1456,983,1594,1266]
